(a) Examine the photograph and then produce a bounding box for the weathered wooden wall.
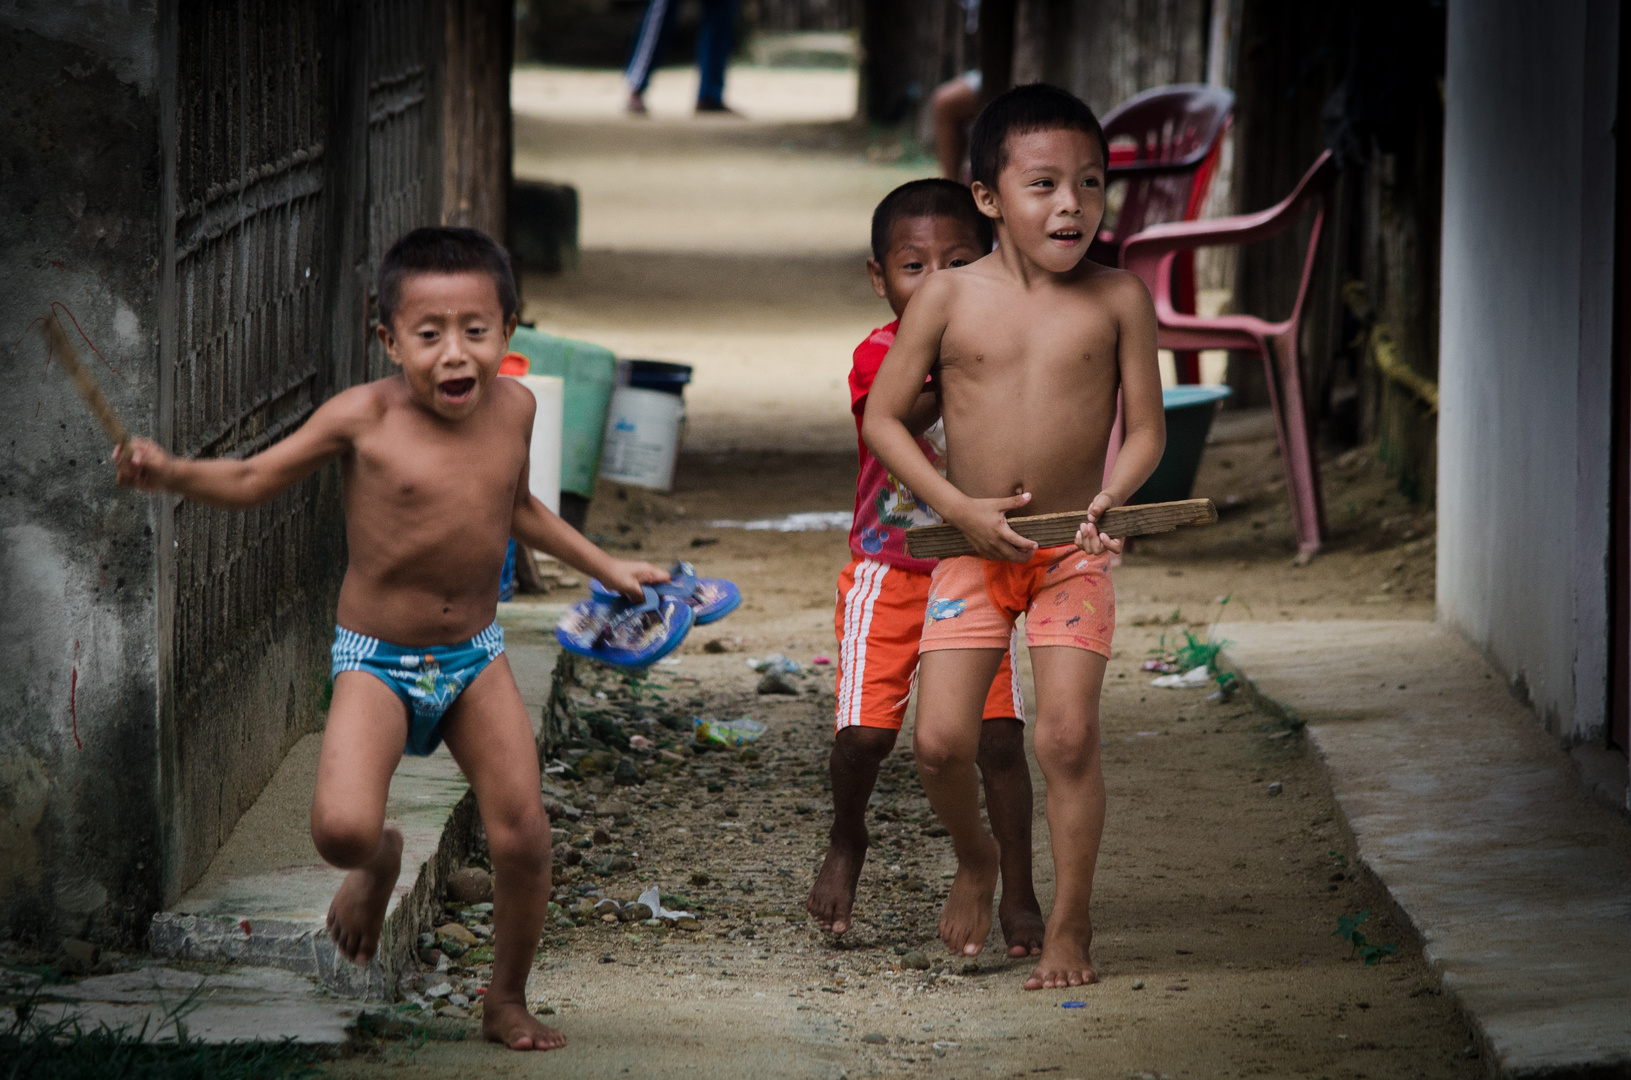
[1231,0,1443,498]
[441,0,513,243]
[1011,0,1207,115]
[752,0,859,31]
[861,0,975,127]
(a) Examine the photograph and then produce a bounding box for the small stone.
[622,902,654,922]
[439,1004,470,1019]
[703,638,730,653]
[446,866,494,904]
[757,672,798,695]
[601,913,619,924]
[658,750,685,764]
[689,871,711,886]
[593,898,622,917]
[609,854,636,872]
[861,1032,888,1045]
[959,960,979,975]
[435,922,479,948]
[543,798,565,819]
[674,916,700,932]
[1267,781,1283,796]
[592,826,612,845]
[425,981,454,998]
[1131,978,1145,990]
[599,801,631,819]
[901,951,930,971]
[447,992,470,1008]
[920,823,950,838]
[613,758,644,786]
[760,822,776,833]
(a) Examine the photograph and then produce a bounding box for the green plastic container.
[1129,384,1233,505]
[507,326,617,500]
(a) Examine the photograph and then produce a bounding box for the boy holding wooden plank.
[808,179,1046,958]
[862,85,1167,990]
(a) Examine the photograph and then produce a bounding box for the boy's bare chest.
[351,414,523,518]
[938,298,1119,383]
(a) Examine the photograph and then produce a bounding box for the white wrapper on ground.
[1151,665,1213,688]
[638,886,695,921]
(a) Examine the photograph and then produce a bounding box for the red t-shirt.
[848,321,943,573]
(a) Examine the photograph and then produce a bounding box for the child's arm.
[507,395,668,601]
[1076,276,1166,555]
[113,389,365,507]
[861,275,1038,561]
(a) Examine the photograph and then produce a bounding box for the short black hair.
[870,178,994,264]
[969,83,1108,190]
[378,226,518,331]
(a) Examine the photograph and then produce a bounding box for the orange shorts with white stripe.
[919,545,1115,658]
[833,558,1023,732]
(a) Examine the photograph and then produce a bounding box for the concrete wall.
[0,7,167,943]
[1437,0,1618,745]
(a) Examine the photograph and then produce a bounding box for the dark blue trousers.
[625,0,738,105]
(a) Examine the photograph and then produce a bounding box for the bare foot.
[999,895,1046,957]
[938,833,999,957]
[1024,913,1097,990]
[483,998,565,1051]
[807,829,867,934]
[325,826,402,963]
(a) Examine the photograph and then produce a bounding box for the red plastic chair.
[1121,150,1338,558]
[1090,84,1234,384]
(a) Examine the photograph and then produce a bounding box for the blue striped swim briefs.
[330,621,505,756]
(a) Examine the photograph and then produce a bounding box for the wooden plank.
[40,313,129,451]
[904,499,1217,559]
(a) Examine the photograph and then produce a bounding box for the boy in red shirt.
[806,180,1045,956]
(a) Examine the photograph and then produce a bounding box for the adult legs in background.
[695,0,739,110]
[913,648,1007,956]
[624,0,678,113]
[1023,646,1108,989]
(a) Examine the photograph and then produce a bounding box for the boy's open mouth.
[1049,229,1083,244]
[438,377,476,401]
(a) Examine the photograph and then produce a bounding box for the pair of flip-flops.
[555,562,741,668]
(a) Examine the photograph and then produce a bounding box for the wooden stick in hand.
[905,499,1217,560]
[40,313,129,451]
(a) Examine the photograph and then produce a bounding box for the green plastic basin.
[1129,384,1233,505]
[508,326,617,499]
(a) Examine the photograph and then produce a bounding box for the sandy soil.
[325,71,1469,1077]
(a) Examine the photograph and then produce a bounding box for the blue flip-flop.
[658,562,742,625]
[556,581,695,668]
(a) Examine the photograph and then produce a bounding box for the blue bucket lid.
[1162,384,1232,409]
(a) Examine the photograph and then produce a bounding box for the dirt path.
[327,73,1471,1077]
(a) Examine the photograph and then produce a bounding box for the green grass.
[2,990,326,1080]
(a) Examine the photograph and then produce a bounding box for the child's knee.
[485,804,550,870]
[310,808,382,868]
[914,729,976,775]
[1033,719,1100,775]
[834,725,897,765]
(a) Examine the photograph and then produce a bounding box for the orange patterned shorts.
[919,545,1114,658]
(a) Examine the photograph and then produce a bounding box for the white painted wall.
[1437,0,1618,743]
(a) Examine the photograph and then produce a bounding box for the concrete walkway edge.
[1221,620,1631,1079]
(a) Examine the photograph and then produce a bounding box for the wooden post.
[442,0,513,242]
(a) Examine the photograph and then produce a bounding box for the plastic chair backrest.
[1092,84,1234,262]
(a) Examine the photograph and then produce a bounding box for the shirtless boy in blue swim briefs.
[114,227,667,1051]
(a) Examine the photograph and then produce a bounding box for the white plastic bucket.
[515,374,563,513]
[599,385,684,492]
